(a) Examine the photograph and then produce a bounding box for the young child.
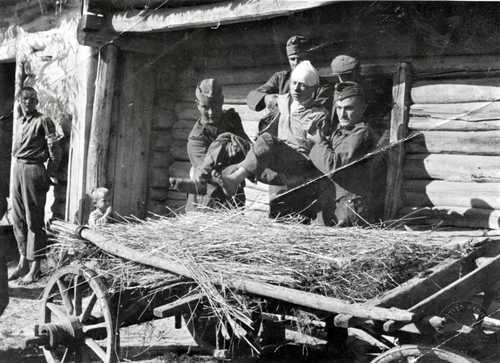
[88,187,112,227]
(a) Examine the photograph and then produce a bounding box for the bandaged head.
[291,60,320,87]
[286,35,309,57]
[195,78,223,105]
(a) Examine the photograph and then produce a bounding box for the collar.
[333,122,366,135]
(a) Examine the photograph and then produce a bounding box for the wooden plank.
[384,63,411,219]
[410,102,500,122]
[172,119,195,141]
[149,168,169,188]
[153,293,206,318]
[411,78,500,104]
[402,180,500,210]
[403,154,500,183]
[66,46,98,223]
[150,130,173,151]
[154,108,176,130]
[177,83,261,104]
[86,44,118,212]
[111,52,155,217]
[169,161,191,179]
[409,117,500,131]
[406,130,500,155]
[398,206,500,230]
[110,0,336,33]
[171,140,189,161]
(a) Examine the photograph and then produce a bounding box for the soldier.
[309,81,377,226]
[179,79,251,211]
[330,54,362,83]
[8,86,61,283]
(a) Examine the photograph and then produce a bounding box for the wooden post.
[85,44,118,220]
[384,63,412,220]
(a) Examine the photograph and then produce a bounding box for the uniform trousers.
[11,160,49,261]
[238,133,337,225]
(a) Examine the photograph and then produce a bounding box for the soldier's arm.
[44,117,62,178]
[309,128,371,174]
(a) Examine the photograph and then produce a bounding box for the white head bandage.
[291,60,320,87]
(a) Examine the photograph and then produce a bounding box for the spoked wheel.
[371,345,479,363]
[39,264,119,363]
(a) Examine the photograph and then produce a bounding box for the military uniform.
[11,111,60,261]
[186,108,250,211]
[309,122,376,226]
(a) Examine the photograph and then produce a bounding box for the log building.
[3,1,500,230]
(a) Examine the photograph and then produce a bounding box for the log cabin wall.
[401,74,500,229]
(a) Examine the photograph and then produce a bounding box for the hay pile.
[51,210,466,303]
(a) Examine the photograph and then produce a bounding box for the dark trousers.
[239,133,337,224]
[11,160,49,261]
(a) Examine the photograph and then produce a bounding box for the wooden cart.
[27,222,500,362]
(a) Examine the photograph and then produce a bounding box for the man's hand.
[310,128,323,144]
[264,94,278,111]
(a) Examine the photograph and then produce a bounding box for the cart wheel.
[39,264,119,363]
[371,345,479,363]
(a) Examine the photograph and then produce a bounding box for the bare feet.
[8,256,28,280]
[20,260,41,284]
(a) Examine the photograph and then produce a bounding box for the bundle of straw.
[51,210,466,303]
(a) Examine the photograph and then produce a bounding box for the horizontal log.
[169,161,191,179]
[411,78,500,104]
[403,180,500,210]
[409,117,500,131]
[404,154,500,182]
[398,206,500,229]
[406,131,500,155]
[148,187,169,201]
[170,141,189,161]
[178,66,281,86]
[150,130,173,151]
[149,168,169,188]
[110,0,336,33]
[154,109,177,129]
[167,191,188,201]
[172,119,195,140]
[410,102,500,122]
[150,151,174,169]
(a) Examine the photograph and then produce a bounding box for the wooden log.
[403,154,500,183]
[409,117,500,131]
[149,168,169,188]
[154,109,176,130]
[153,293,206,318]
[110,0,336,33]
[177,83,262,104]
[398,206,500,230]
[170,141,189,161]
[148,187,169,201]
[402,180,500,210]
[150,151,174,169]
[411,78,500,104]
[86,44,118,200]
[406,130,500,155]
[172,119,195,140]
[410,102,500,122]
[51,221,415,323]
[66,46,98,223]
[169,161,191,179]
[150,130,173,152]
[384,63,411,219]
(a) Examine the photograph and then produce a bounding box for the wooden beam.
[85,44,118,217]
[409,117,500,131]
[403,154,500,183]
[410,102,500,122]
[406,130,500,156]
[384,63,411,219]
[110,0,337,33]
[153,293,205,318]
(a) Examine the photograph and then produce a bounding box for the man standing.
[309,82,377,226]
[182,79,250,211]
[8,86,61,283]
[221,61,336,224]
[330,54,362,84]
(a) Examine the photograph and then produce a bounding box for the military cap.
[196,78,223,104]
[334,81,365,102]
[330,55,360,75]
[286,35,309,56]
